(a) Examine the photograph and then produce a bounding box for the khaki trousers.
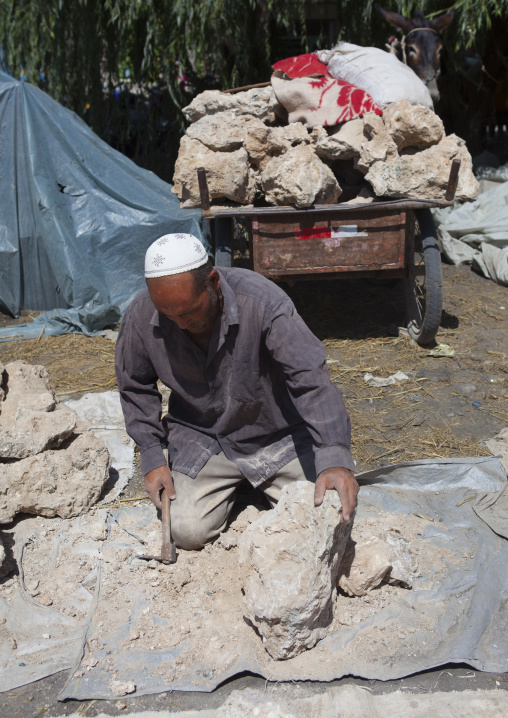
[170,451,316,550]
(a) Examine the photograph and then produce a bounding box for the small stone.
[128,629,140,641]
[115,701,127,710]
[338,537,391,597]
[42,633,51,640]
[109,680,136,697]
[37,596,53,606]
[216,532,238,550]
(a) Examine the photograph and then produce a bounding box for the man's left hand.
[314,467,359,522]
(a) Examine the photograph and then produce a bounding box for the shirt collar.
[216,268,239,328]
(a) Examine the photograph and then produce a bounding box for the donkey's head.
[376,5,454,101]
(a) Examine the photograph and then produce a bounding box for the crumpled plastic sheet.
[432,183,508,285]
[0,71,208,341]
[2,457,507,697]
[474,484,508,539]
[64,391,134,504]
[477,161,508,182]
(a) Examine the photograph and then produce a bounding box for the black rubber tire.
[405,208,443,345]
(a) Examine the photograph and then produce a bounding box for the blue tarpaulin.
[0,71,206,340]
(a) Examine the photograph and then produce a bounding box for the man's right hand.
[145,464,176,509]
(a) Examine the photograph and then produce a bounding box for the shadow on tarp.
[0,69,208,342]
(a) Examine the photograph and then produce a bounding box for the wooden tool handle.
[161,489,177,563]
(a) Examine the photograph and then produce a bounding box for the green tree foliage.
[1,1,507,170]
[0,0,306,130]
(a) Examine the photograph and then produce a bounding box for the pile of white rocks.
[0,360,110,574]
[172,87,479,209]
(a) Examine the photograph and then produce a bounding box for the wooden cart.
[196,162,460,345]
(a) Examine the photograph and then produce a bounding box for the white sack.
[317,43,433,109]
[434,180,508,285]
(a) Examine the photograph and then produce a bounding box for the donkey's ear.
[375,4,413,34]
[430,10,455,33]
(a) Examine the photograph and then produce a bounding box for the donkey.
[375,5,454,102]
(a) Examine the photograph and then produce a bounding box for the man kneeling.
[115,234,358,549]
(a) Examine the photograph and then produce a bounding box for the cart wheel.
[405,208,443,345]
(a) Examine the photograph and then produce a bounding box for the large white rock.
[383,99,444,150]
[238,482,352,660]
[1,361,54,414]
[0,361,76,459]
[313,119,365,161]
[260,145,341,208]
[365,134,479,201]
[0,433,110,523]
[272,122,311,147]
[182,86,280,124]
[0,405,77,459]
[186,111,267,152]
[172,136,256,208]
[356,113,398,172]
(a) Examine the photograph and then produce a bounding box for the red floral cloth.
[271,53,382,127]
[273,53,330,78]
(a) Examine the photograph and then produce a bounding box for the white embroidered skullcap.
[145,233,208,279]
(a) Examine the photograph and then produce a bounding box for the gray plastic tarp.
[1,453,507,697]
[433,182,508,286]
[0,72,206,340]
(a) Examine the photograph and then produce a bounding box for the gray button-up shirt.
[115,267,356,485]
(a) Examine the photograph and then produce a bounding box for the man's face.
[147,269,220,334]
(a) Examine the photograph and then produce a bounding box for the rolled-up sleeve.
[264,297,356,476]
[115,306,167,476]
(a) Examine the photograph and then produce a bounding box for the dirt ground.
[0,261,507,716]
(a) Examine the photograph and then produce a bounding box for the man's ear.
[209,268,220,290]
